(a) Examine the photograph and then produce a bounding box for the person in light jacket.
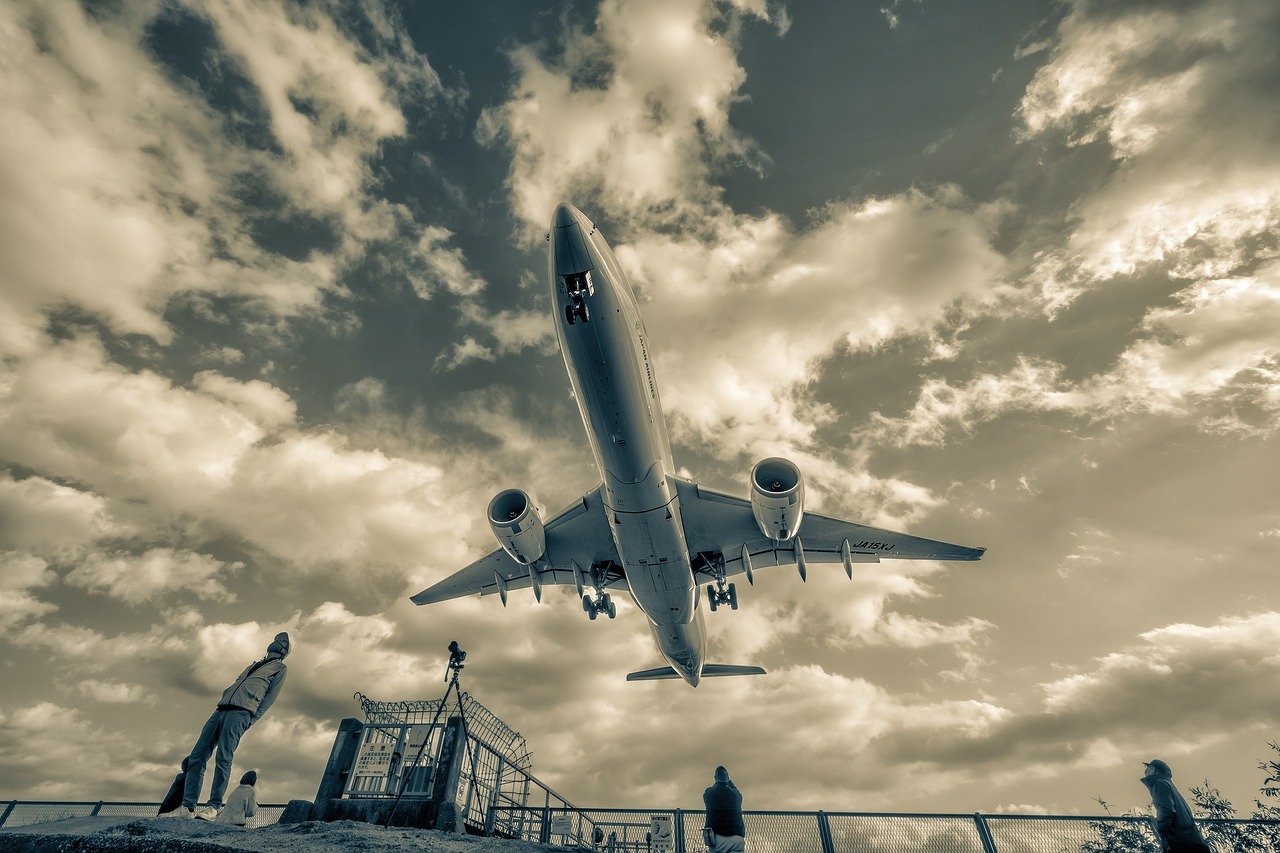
[215,770,258,826]
[177,632,290,820]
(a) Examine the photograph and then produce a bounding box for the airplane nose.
[552,202,578,228]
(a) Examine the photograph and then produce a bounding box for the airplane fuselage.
[549,203,707,685]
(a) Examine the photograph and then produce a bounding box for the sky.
[1,0,1279,818]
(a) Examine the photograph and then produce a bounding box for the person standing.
[702,765,746,853]
[1141,759,1211,853]
[176,632,290,820]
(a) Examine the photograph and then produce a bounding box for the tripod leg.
[384,677,456,828]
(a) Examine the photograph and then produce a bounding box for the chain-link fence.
[486,807,1280,852]
[0,801,286,830]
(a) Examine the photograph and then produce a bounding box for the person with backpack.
[174,632,290,820]
[156,757,189,815]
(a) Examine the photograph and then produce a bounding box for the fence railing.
[3,800,1277,851]
[0,800,287,830]
[487,807,1280,853]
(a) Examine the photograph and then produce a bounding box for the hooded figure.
[157,757,190,815]
[215,770,259,826]
[177,632,290,820]
[1141,760,1210,853]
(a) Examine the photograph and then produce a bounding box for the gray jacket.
[219,655,287,723]
[1142,770,1209,852]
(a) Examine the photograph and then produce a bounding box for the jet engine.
[750,457,804,541]
[487,489,546,565]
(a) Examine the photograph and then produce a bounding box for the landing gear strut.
[704,554,738,612]
[582,564,616,620]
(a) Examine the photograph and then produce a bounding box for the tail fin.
[626,664,767,682]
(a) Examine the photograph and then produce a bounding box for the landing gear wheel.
[582,594,593,613]
[575,301,589,323]
[565,304,578,325]
[607,599,617,619]
[728,582,738,610]
[588,606,598,620]
[707,583,718,612]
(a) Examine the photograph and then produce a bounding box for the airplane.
[411,202,985,686]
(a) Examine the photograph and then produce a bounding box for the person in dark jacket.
[157,757,189,815]
[1141,759,1211,853]
[176,632,290,820]
[702,765,746,853]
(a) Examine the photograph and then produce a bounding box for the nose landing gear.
[563,272,593,325]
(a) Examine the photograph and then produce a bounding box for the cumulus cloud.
[0,552,57,629]
[479,0,776,238]
[76,680,151,705]
[0,337,473,583]
[875,612,1280,776]
[66,548,243,604]
[871,260,1280,446]
[1020,0,1280,309]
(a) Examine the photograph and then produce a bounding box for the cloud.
[479,0,776,238]
[875,612,1280,775]
[66,548,243,605]
[76,680,151,705]
[0,337,473,583]
[0,552,57,630]
[0,474,125,555]
[1019,0,1280,309]
[871,260,1280,446]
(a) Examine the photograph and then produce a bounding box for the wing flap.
[674,477,985,580]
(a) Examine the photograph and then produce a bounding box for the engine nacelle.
[488,489,546,565]
[750,457,805,541]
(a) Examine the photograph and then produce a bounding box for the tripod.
[384,641,482,829]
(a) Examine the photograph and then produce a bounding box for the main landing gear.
[705,554,738,612]
[564,272,592,325]
[583,591,616,620]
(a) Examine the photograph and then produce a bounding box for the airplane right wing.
[673,479,984,579]
[411,485,623,605]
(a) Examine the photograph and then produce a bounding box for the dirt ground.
[0,815,586,852]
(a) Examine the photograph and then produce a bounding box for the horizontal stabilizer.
[626,666,680,681]
[702,664,767,678]
[626,664,767,682]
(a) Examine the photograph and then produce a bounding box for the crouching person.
[215,770,258,826]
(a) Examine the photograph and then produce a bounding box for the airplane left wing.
[673,478,984,579]
[411,485,622,605]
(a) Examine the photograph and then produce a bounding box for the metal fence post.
[974,812,998,853]
[540,805,551,843]
[0,801,16,828]
[484,757,504,836]
[674,808,685,853]
[817,810,836,853]
[90,801,104,816]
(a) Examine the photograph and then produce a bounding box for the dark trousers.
[182,708,250,809]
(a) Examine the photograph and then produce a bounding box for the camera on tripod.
[445,640,467,679]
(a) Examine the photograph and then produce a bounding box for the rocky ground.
[0,816,585,852]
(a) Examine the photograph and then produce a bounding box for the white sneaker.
[194,806,219,821]
[162,807,195,819]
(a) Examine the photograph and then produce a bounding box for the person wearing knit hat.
[1141,759,1211,852]
[170,631,291,821]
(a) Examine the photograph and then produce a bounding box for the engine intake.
[750,457,804,541]
[487,489,546,565]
